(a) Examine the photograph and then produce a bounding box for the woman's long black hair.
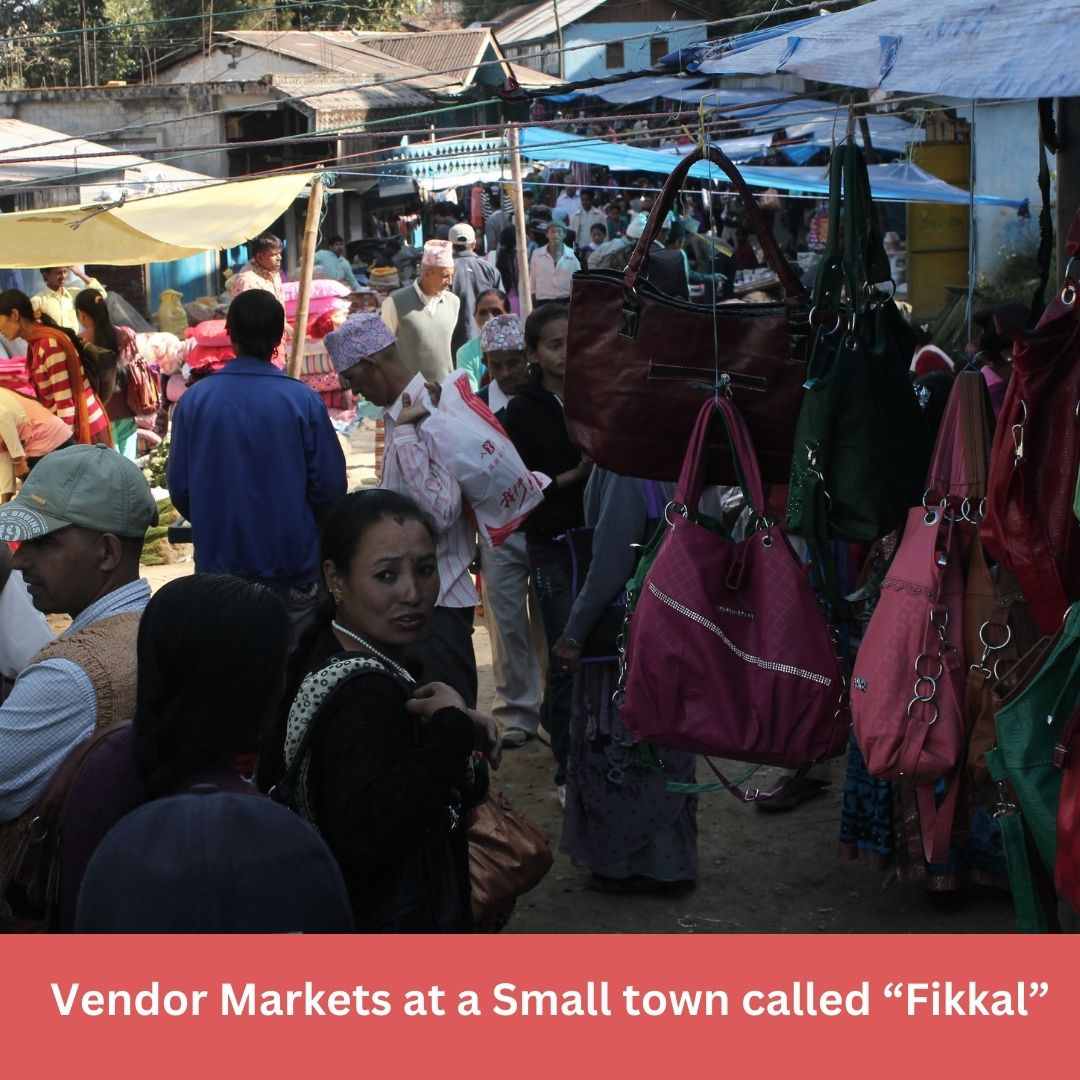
[134,574,291,798]
[0,288,89,364]
[73,288,119,354]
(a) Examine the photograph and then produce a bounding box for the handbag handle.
[622,142,805,301]
[674,396,766,519]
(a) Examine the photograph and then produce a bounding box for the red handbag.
[619,396,846,786]
[981,221,1080,635]
[564,142,809,487]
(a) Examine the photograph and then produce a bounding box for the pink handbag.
[619,396,847,789]
[850,373,992,862]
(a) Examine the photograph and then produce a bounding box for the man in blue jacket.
[167,290,346,643]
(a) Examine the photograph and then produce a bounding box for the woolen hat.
[75,792,354,932]
[421,239,455,268]
[480,314,524,353]
[325,313,396,373]
[0,443,157,542]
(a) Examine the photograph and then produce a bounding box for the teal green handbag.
[993,604,1080,872]
[986,606,1080,930]
[786,142,928,549]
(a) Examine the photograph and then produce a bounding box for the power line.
[0,1,382,46]
[0,0,857,160]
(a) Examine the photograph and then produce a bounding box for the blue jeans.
[526,537,574,786]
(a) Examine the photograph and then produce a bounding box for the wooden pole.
[288,174,324,379]
[508,125,532,318]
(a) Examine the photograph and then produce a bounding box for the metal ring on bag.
[761,534,773,548]
[865,278,897,304]
[809,306,843,336]
[915,654,945,680]
[924,509,940,527]
[979,621,1013,652]
[906,697,940,725]
[912,675,938,702]
[664,501,688,526]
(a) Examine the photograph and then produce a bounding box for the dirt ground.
[473,633,1016,934]
[137,421,1017,934]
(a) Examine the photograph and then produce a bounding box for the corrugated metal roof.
[354,30,497,88]
[0,118,145,183]
[219,31,450,92]
[0,118,212,187]
[507,61,564,87]
[494,0,608,44]
[268,76,430,128]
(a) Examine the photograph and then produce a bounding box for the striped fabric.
[27,335,108,439]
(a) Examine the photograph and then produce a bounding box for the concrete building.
[488,0,708,82]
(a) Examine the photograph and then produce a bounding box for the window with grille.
[650,36,669,65]
[606,42,625,69]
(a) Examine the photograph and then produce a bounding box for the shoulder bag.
[992,604,1080,874]
[467,789,553,932]
[850,373,990,863]
[619,395,846,780]
[981,218,1080,635]
[564,142,809,487]
[787,142,929,545]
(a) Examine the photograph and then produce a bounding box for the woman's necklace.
[331,620,416,685]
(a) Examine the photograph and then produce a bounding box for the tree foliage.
[0,0,870,88]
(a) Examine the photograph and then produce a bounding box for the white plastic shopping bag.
[425,372,545,546]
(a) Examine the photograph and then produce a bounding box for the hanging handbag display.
[787,142,929,545]
[851,373,991,863]
[564,142,810,487]
[981,219,1080,635]
[992,604,1080,874]
[618,396,846,781]
[964,543,1038,782]
[466,788,553,932]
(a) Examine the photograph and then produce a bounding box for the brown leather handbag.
[467,788,552,931]
[564,142,809,485]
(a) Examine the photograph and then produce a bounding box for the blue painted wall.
[148,251,220,311]
[959,100,1042,280]
[561,22,707,81]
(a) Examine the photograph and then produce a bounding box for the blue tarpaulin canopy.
[658,90,923,156]
[545,74,706,105]
[518,127,1025,207]
[695,0,1080,99]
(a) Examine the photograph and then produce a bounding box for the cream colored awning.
[0,172,316,267]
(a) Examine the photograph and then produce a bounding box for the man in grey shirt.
[448,222,503,355]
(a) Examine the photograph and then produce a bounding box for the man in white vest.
[379,240,460,383]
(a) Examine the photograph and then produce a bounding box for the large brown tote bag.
[564,142,810,486]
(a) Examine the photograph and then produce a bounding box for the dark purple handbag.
[619,396,847,786]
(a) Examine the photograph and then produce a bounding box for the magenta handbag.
[619,396,847,788]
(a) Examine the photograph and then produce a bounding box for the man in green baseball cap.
[0,444,156,827]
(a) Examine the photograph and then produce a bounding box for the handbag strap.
[674,397,765,519]
[623,142,805,301]
[926,372,994,502]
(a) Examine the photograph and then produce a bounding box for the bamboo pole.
[288,174,324,379]
[508,125,532,318]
